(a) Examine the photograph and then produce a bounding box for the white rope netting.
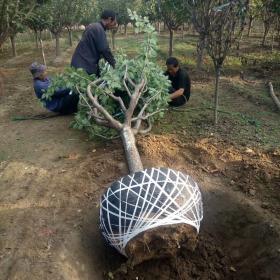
[100,167,203,256]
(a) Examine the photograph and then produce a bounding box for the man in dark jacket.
[165,57,191,107]
[71,10,117,76]
[30,62,79,115]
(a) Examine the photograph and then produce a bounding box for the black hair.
[166,57,179,67]
[101,10,117,20]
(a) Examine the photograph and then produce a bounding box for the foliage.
[0,0,36,47]
[45,10,170,139]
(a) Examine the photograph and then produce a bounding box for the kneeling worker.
[29,62,79,115]
[165,57,191,107]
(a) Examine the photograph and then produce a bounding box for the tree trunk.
[197,33,206,70]
[168,29,174,57]
[120,126,143,174]
[181,24,185,39]
[262,23,270,46]
[55,33,60,57]
[40,38,47,66]
[124,24,128,37]
[247,16,253,37]
[35,30,39,49]
[10,35,17,57]
[112,30,117,50]
[68,28,73,46]
[158,21,161,35]
[214,67,221,125]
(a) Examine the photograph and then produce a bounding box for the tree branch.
[87,80,123,130]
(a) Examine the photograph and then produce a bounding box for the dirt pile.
[113,232,233,280]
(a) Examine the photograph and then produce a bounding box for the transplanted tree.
[0,0,35,48]
[44,10,170,173]
[205,0,248,125]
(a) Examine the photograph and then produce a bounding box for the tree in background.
[185,0,216,70]
[271,0,280,48]
[63,0,94,47]
[0,0,35,48]
[246,0,259,37]
[257,0,276,46]
[205,0,248,125]
[156,0,190,56]
[25,2,50,49]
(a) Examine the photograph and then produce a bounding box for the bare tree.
[206,0,248,125]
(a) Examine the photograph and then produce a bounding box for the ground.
[0,31,280,280]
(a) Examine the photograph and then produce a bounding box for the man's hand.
[170,88,184,100]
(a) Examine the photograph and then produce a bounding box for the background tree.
[156,0,190,56]
[185,0,216,70]
[63,0,94,47]
[257,0,276,46]
[205,0,248,125]
[0,0,35,48]
[246,0,259,37]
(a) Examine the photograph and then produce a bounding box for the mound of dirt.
[112,232,233,280]
[125,224,198,266]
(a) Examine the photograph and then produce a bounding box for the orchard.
[0,1,280,279]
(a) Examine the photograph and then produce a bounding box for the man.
[71,10,117,76]
[30,62,79,115]
[165,57,191,107]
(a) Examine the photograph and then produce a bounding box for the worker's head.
[101,10,117,29]
[29,62,47,80]
[166,57,180,76]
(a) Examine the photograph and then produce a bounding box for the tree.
[205,0,248,125]
[246,0,259,37]
[156,0,190,56]
[257,0,276,46]
[45,0,93,56]
[185,0,216,70]
[0,0,35,48]
[24,2,50,49]
[63,0,94,47]
[44,10,170,172]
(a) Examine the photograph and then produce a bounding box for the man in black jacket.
[165,57,191,107]
[71,10,117,76]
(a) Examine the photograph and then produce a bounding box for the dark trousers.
[59,93,79,115]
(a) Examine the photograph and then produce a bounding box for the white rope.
[100,167,203,256]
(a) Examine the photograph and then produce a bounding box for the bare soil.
[0,43,280,280]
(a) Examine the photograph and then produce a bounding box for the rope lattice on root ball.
[100,167,203,257]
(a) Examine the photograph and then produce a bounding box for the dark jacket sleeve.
[94,25,116,67]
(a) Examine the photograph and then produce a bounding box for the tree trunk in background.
[168,29,174,57]
[124,24,128,37]
[247,16,253,37]
[120,126,143,174]
[40,38,47,66]
[10,35,17,57]
[214,67,221,125]
[197,33,206,70]
[55,33,60,57]
[111,30,117,50]
[68,28,73,46]
[35,30,39,49]
[262,23,270,46]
